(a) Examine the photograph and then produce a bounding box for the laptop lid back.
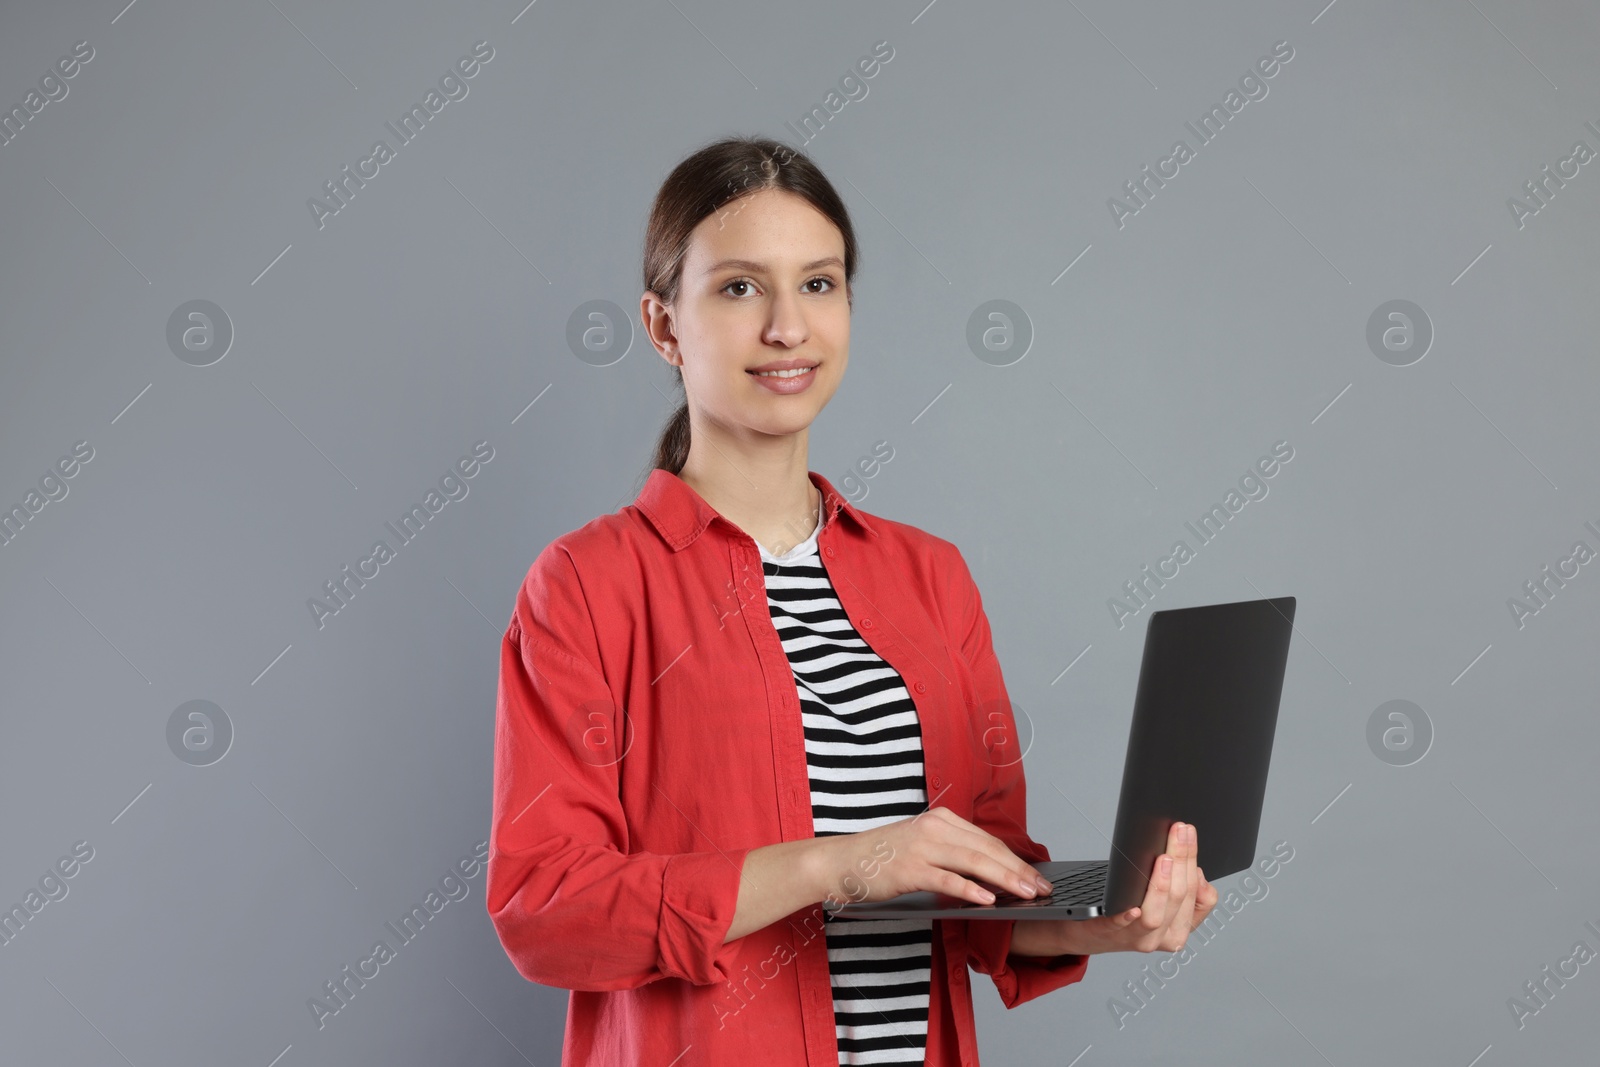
[1101,596,1295,914]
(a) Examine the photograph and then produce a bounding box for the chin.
[756,417,818,438]
[746,403,820,431]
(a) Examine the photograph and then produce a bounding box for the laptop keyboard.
[987,862,1107,907]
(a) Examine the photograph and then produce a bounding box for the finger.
[1167,855,1203,951]
[908,811,1002,903]
[926,813,1053,896]
[929,863,1004,905]
[925,808,1041,869]
[1193,865,1218,923]
[1165,823,1195,930]
[1138,853,1175,932]
[937,844,1049,902]
[1155,831,1198,951]
[1160,826,1190,929]
[1160,853,1186,931]
[1158,825,1196,927]
[1164,820,1188,868]
[1180,825,1201,929]
[915,842,1011,905]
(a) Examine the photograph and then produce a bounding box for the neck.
[676,434,820,556]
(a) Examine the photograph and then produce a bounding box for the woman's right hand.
[815,806,1055,911]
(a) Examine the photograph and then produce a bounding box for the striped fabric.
[759,506,934,1066]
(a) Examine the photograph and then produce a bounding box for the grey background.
[2,0,1596,1064]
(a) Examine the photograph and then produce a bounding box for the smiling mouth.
[747,366,817,379]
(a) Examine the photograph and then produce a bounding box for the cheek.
[809,323,847,374]
[688,362,765,425]
[683,318,757,379]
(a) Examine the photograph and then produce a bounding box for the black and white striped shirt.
[759,502,933,1066]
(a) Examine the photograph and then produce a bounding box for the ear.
[640,291,681,365]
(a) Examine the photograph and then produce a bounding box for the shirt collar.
[634,466,873,552]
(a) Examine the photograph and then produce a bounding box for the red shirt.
[486,467,1088,1065]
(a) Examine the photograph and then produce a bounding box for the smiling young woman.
[485,135,1216,1067]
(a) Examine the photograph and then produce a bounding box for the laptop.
[830,595,1295,920]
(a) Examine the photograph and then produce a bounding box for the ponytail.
[652,369,692,474]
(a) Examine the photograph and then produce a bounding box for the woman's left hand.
[1008,821,1218,958]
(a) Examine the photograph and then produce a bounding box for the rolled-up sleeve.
[486,544,753,992]
[943,543,1089,1007]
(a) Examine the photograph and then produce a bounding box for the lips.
[746,358,819,374]
[747,363,819,394]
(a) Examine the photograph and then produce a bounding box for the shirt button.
[931,773,942,788]
[914,681,927,694]
[824,546,835,558]
[861,618,873,629]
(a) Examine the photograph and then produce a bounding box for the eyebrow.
[702,256,844,276]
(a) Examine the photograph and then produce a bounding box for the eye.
[720,276,840,298]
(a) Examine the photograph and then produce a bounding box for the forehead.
[683,188,844,275]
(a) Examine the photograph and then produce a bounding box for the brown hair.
[642,135,859,475]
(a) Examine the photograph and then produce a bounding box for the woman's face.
[647,187,850,442]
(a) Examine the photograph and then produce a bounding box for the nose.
[763,291,809,347]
